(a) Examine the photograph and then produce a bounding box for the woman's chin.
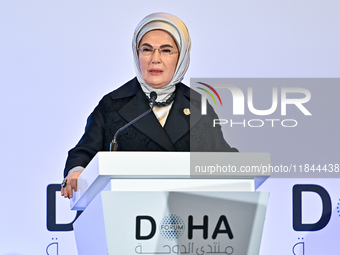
[145,79,169,89]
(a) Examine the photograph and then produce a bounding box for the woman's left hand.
[61,171,82,199]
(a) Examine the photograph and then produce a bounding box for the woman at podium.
[61,12,238,198]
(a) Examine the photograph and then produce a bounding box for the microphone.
[109,91,158,151]
[150,91,157,102]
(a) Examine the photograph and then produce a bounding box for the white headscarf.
[132,12,191,101]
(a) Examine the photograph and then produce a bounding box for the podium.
[71,152,270,255]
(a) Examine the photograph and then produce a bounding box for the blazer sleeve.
[63,102,105,177]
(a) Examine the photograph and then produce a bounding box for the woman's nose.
[151,49,162,63]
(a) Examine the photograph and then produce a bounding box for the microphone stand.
[109,92,157,151]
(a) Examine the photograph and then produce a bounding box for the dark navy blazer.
[64,77,237,177]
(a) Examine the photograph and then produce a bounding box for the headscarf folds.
[132,12,191,100]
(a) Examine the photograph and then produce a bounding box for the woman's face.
[138,30,179,89]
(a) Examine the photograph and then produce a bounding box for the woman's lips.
[148,68,163,75]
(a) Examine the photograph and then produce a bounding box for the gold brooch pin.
[183,108,190,115]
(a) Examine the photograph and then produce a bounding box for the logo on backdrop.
[46,184,82,231]
[46,238,59,255]
[195,81,312,128]
[291,184,336,254]
[292,184,331,231]
[292,237,305,255]
[159,214,185,241]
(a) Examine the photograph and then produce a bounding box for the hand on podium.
[61,171,81,198]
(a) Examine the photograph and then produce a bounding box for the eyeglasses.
[138,46,178,56]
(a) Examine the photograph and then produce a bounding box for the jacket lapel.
[118,89,176,151]
[164,84,202,144]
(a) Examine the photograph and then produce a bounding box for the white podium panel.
[73,191,269,255]
[70,152,270,210]
[105,179,254,192]
[71,152,270,255]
